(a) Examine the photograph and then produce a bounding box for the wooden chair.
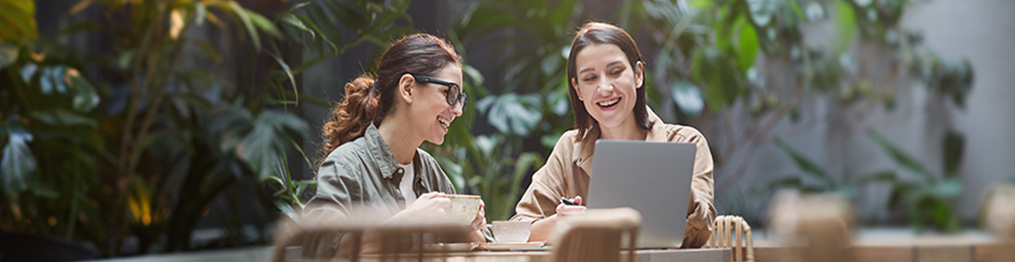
[767,190,853,262]
[550,207,642,262]
[706,215,755,262]
[983,184,1015,262]
[271,205,471,262]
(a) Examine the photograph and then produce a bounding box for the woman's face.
[410,64,464,145]
[572,44,642,131]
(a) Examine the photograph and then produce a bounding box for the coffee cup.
[445,194,481,225]
[490,220,531,243]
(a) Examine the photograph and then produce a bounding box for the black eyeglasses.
[412,74,467,108]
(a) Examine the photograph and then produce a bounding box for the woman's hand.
[528,196,587,242]
[389,192,452,223]
[469,200,488,242]
[554,196,586,217]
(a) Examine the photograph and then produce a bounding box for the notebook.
[585,140,697,248]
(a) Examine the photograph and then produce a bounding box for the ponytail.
[319,76,380,162]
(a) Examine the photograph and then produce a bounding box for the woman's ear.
[571,78,583,101]
[635,61,645,89]
[397,74,415,104]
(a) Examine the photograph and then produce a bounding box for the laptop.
[585,140,697,248]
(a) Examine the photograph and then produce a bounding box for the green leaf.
[194,40,222,65]
[31,110,97,127]
[745,0,775,27]
[927,178,962,198]
[483,93,542,136]
[305,5,343,52]
[0,43,17,70]
[1,128,36,193]
[281,13,314,41]
[243,9,282,38]
[226,1,262,51]
[736,18,760,72]
[295,14,338,54]
[833,0,856,55]
[69,73,99,112]
[269,53,297,105]
[867,129,935,182]
[775,139,835,188]
[0,0,39,42]
[237,110,310,180]
[671,82,704,116]
[195,1,207,25]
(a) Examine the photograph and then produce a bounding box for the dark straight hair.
[566,21,652,141]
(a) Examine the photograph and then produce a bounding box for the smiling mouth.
[597,97,621,108]
[438,117,451,130]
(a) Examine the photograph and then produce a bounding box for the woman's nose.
[451,102,464,116]
[597,77,614,94]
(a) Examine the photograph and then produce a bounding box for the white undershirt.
[397,161,417,206]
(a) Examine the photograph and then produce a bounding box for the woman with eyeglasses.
[511,22,716,248]
[302,33,482,257]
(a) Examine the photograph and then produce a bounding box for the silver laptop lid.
[586,140,697,248]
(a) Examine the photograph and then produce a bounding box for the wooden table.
[752,231,1014,262]
[348,248,731,262]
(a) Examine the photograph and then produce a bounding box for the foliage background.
[2,0,1014,258]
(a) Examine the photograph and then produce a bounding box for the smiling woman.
[511,22,717,248]
[302,33,487,258]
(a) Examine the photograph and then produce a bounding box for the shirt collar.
[363,123,400,179]
[572,106,669,176]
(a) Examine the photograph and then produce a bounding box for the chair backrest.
[982,184,1015,262]
[272,205,471,262]
[767,190,853,262]
[707,215,755,262]
[550,208,642,262]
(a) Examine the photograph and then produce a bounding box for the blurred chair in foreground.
[271,204,471,262]
[707,215,755,262]
[551,207,642,262]
[982,184,1015,262]
[768,190,854,262]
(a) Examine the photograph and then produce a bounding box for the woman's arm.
[527,196,585,242]
[511,132,585,242]
[680,128,717,248]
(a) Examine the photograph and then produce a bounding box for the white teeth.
[438,117,449,129]
[598,98,620,107]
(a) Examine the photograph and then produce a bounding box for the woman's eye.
[611,69,623,75]
[583,75,597,82]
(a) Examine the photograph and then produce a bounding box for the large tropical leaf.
[237,110,310,180]
[867,129,935,182]
[774,139,834,187]
[1,126,36,193]
[0,0,38,42]
[477,93,542,136]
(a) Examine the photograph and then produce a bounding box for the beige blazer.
[510,107,716,248]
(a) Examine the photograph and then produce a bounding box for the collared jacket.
[302,124,457,257]
[510,108,716,248]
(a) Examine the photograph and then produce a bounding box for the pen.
[560,197,578,206]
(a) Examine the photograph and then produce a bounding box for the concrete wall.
[718,0,1015,224]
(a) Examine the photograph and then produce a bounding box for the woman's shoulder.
[319,137,372,176]
[655,122,708,143]
[548,129,582,151]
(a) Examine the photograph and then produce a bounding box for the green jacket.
[302,124,456,257]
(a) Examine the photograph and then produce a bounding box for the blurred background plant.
[1,0,310,257]
[273,0,975,229]
[0,0,990,258]
[419,0,973,230]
